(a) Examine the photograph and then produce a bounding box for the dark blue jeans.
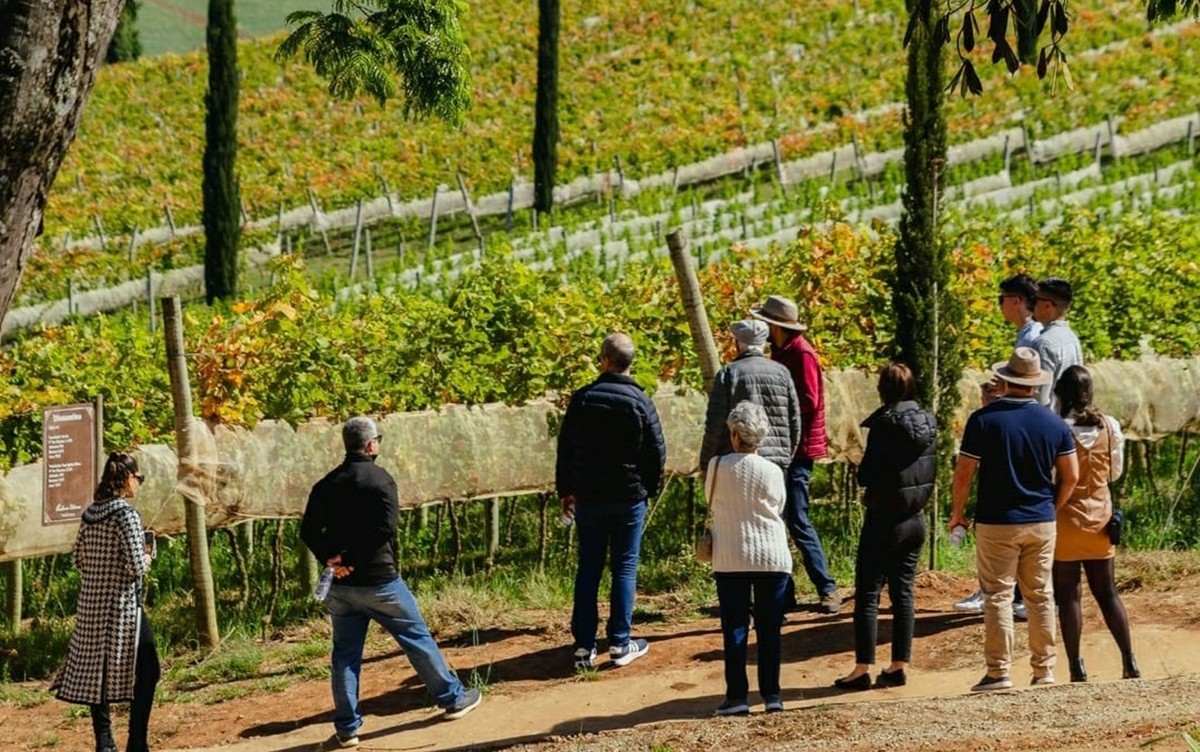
[326,578,465,737]
[784,457,837,597]
[854,509,925,664]
[572,499,647,651]
[715,573,789,704]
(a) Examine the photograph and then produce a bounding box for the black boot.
[92,704,117,752]
[1068,658,1087,683]
[1122,654,1141,679]
[95,731,117,752]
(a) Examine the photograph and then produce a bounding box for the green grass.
[0,683,51,708]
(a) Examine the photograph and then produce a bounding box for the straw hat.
[991,347,1052,386]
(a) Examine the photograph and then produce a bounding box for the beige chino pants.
[975,521,1057,679]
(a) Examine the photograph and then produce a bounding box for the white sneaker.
[953,590,985,613]
[610,638,649,667]
[1030,673,1055,686]
[1012,601,1028,621]
[573,647,597,669]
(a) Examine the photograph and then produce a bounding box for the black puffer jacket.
[556,373,667,505]
[699,350,801,470]
[856,400,937,516]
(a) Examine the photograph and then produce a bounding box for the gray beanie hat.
[731,319,769,348]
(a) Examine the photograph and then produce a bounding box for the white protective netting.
[1,356,1196,561]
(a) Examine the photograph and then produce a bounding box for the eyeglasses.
[373,434,383,444]
[134,473,145,484]
[997,294,1020,305]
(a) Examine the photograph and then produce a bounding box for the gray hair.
[342,416,379,453]
[726,401,770,450]
[601,332,635,373]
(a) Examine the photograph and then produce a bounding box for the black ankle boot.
[1068,658,1087,683]
[96,730,117,752]
[1122,654,1141,679]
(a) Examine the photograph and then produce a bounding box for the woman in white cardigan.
[707,401,793,716]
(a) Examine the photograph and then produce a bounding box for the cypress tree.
[202,0,240,304]
[532,0,560,216]
[106,0,143,64]
[1014,0,1039,64]
[893,0,963,516]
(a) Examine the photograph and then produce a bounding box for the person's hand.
[947,509,971,533]
[560,495,576,516]
[144,553,153,568]
[327,554,354,579]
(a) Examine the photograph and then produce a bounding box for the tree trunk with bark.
[202,0,240,303]
[532,0,560,215]
[0,0,126,331]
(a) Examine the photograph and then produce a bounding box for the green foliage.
[276,0,472,122]
[0,617,74,680]
[203,0,242,303]
[106,0,143,64]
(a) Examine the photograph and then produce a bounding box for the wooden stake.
[665,230,721,393]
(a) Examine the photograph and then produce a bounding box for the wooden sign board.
[43,404,96,525]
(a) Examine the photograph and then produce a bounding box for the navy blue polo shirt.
[959,398,1075,524]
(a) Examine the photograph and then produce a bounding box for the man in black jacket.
[557,333,667,670]
[302,417,480,749]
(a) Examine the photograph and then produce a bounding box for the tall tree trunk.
[532,0,560,215]
[203,0,240,303]
[0,0,126,331]
[106,0,143,64]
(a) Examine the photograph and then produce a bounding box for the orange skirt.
[1055,517,1115,561]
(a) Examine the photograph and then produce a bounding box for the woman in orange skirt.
[1053,366,1138,682]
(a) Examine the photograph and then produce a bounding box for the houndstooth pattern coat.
[52,497,148,705]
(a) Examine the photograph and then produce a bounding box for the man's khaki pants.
[975,521,1057,679]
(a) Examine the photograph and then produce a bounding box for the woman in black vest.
[835,363,936,690]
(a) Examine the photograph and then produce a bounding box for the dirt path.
[5,570,1200,752]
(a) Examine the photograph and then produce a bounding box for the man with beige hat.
[751,295,840,613]
[949,347,1079,692]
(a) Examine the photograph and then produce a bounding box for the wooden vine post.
[665,229,721,393]
[3,560,20,634]
[162,296,220,649]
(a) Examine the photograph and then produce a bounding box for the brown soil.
[5,558,1200,752]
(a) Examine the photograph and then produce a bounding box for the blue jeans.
[571,499,647,650]
[784,457,837,597]
[326,578,464,736]
[715,573,789,703]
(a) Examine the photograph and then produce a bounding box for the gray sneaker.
[819,591,842,614]
[444,687,482,720]
[610,638,649,667]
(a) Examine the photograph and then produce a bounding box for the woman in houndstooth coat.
[53,452,159,752]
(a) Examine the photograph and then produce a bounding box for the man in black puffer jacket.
[557,333,667,670]
[834,363,936,691]
[302,417,481,748]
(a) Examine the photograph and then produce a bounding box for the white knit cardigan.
[706,454,793,574]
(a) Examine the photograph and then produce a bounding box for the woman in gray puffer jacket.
[834,362,936,691]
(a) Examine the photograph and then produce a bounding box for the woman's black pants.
[91,610,159,752]
[854,509,926,665]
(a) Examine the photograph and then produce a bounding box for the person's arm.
[119,507,150,580]
[786,376,802,458]
[641,398,667,499]
[300,482,334,563]
[948,455,979,531]
[797,350,821,424]
[555,393,580,501]
[1054,451,1080,509]
[1033,339,1056,406]
[699,371,731,472]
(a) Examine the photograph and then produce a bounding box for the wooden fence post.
[2,561,20,634]
[162,296,220,649]
[427,185,441,250]
[486,498,501,568]
[665,230,721,393]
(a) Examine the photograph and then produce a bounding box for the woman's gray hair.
[726,401,770,450]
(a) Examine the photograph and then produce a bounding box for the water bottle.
[561,500,576,527]
[313,566,335,601]
[950,525,968,548]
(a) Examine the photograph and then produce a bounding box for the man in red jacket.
[752,296,840,613]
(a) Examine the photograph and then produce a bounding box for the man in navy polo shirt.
[948,348,1079,692]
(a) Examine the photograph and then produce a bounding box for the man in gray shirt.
[1032,278,1084,409]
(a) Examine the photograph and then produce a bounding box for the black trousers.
[91,610,160,752]
[853,509,925,665]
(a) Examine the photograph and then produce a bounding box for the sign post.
[42,403,98,526]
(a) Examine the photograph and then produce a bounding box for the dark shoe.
[833,673,871,691]
[715,699,750,716]
[96,733,117,752]
[877,668,907,687]
[970,674,1013,692]
[764,699,785,713]
[1069,658,1088,683]
[819,591,843,614]
[1122,655,1141,680]
[443,687,482,720]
